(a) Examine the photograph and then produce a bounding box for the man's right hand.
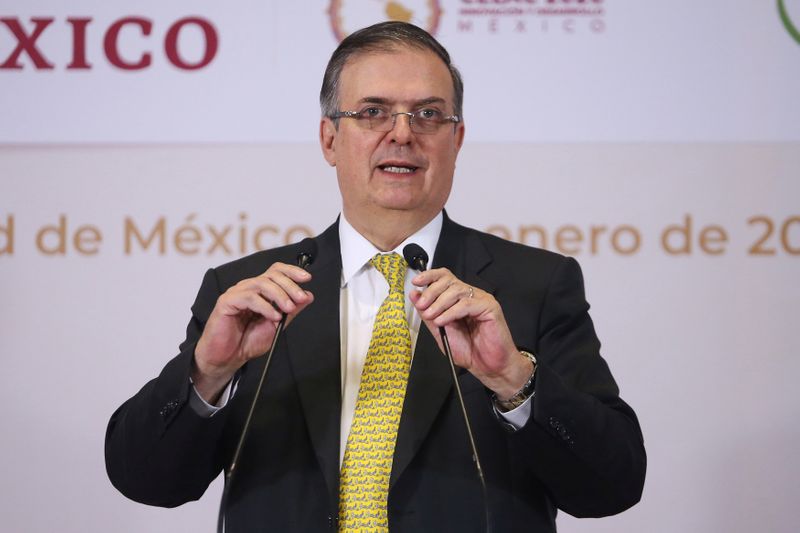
[192,262,314,403]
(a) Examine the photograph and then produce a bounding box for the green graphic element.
[779,0,800,44]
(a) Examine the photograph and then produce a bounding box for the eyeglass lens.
[367,112,440,134]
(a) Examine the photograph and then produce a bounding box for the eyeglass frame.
[329,107,461,134]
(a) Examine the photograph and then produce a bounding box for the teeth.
[382,166,414,173]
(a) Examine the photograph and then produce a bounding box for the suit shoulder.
[457,221,570,269]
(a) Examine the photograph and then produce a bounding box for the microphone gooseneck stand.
[402,243,492,533]
[216,239,317,533]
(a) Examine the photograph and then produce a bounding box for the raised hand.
[409,268,533,400]
[192,263,314,402]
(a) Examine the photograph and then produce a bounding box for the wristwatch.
[493,350,537,412]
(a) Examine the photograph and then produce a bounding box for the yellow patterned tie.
[339,253,411,532]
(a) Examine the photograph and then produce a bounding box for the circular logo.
[328,0,442,42]
[779,0,800,45]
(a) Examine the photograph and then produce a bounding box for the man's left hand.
[409,268,534,400]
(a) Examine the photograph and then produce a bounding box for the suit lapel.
[390,215,495,488]
[286,217,497,497]
[284,222,342,513]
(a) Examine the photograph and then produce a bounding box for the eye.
[359,106,389,119]
[417,108,442,121]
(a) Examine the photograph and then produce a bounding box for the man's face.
[320,46,465,230]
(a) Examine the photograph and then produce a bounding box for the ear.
[319,118,337,167]
[453,121,465,156]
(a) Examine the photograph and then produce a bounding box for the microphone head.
[296,237,317,269]
[403,243,428,271]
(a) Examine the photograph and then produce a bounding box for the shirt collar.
[339,212,443,288]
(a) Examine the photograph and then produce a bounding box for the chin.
[372,191,421,210]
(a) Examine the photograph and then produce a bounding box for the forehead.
[338,46,454,106]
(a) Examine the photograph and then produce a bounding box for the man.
[106,21,645,532]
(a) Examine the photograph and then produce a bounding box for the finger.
[233,277,297,315]
[432,287,497,327]
[411,267,452,288]
[266,262,313,283]
[222,289,285,322]
[411,289,446,339]
[409,288,423,304]
[260,271,313,310]
[418,281,474,320]
[409,288,439,320]
[285,290,315,327]
[413,274,458,311]
[264,263,313,298]
[431,297,483,327]
[236,267,312,314]
[247,262,313,308]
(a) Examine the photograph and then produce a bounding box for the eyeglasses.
[330,106,460,135]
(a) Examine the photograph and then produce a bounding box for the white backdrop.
[2,1,800,532]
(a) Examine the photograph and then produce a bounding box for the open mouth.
[379,165,418,174]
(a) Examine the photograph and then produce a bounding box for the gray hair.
[320,21,464,121]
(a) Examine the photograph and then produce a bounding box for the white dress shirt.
[337,213,441,465]
[190,212,531,465]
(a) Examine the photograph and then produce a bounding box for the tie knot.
[370,252,407,293]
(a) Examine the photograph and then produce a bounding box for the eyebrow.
[356,96,448,107]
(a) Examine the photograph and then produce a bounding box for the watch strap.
[492,350,537,412]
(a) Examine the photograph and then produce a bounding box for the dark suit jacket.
[105,215,645,532]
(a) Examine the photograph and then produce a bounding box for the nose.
[389,112,415,144]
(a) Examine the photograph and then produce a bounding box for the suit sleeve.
[508,256,646,518]
[104,268,232,507]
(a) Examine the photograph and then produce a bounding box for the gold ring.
[468,286,474,299]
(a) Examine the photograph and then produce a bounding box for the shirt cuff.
[188,378,236,418]
[494,393,533,431]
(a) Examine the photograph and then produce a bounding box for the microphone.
[402,244,491,533]
[403,243,428,272]
[295,237,317,270]
[218,238,317,533]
